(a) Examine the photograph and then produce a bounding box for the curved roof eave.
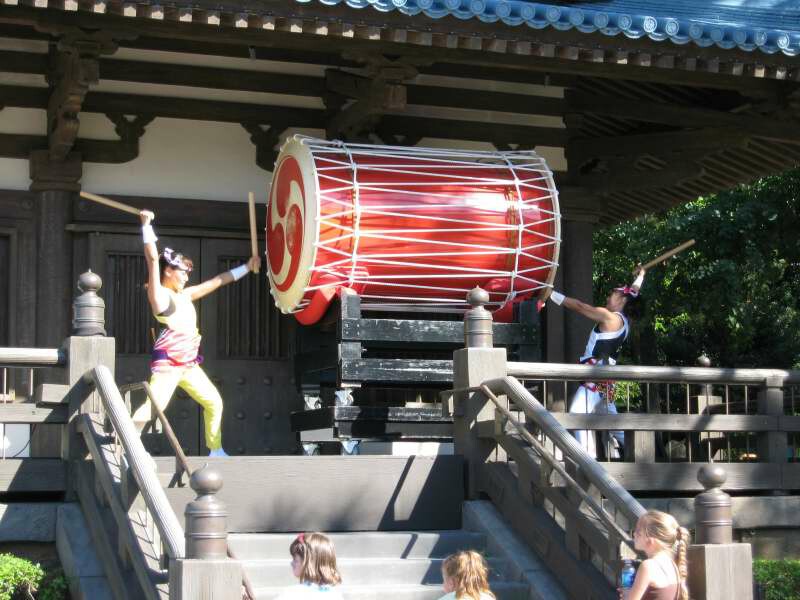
[298,0,800,57]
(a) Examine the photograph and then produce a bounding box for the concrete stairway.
[153,456,567,600]
[229,530,529,599]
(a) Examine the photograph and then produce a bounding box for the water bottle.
[620,559,636,599]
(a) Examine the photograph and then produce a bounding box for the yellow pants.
[132,365,223,451]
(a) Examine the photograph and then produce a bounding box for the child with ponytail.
[439,551,496,600]
[622,510,690,600]
[275,532,343,599]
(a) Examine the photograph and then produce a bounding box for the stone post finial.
[464,287,493,349]
[694,464,732,544]
[72,270,106,336]
[185,465,228,560]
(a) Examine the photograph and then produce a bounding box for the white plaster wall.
[81,117,272,202]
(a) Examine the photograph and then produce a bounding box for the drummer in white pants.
[544,267,645,458]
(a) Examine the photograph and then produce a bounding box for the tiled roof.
[298,0,800,56]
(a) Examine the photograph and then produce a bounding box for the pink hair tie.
[614,286,639,298]
[296,533,305,544]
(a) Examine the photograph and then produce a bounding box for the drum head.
[266,137,319,313]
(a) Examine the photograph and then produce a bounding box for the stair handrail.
[0,347,64,367]
[85,365,186,560]
[481,376,646,527]
[119,380,257,600]
[507,361,800,385]
[119,381,192,481]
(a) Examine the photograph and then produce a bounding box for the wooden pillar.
[561,212,598,364]
[30,150,81,347]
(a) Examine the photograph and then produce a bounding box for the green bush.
[0,553,43,600]
[754,559,800,600]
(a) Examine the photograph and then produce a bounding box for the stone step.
[228,531,486,560]
[253,581,529,600]
[243,557,508,588]
[160,455,464,532]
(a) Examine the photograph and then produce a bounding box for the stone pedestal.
[688,544,753,600]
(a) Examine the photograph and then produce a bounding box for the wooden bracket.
[242,122,288,171]
[324,66,413,140]
[46,42,101,162]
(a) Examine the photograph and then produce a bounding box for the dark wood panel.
[341,358,453,383]
[200,238,298,455]
[0,458,66,492]
[163,455,464,532]
[340,318,537,346]
[104,252,153,355]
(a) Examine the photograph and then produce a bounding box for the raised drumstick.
[248,192,260,273]
[80,191,141,216]
[639,239,696,272]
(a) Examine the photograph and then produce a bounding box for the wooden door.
[89,232,203,456]
[198,238,297,455]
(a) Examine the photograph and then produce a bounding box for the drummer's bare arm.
[140,210,170,315]
[562,297,621,330]
[187,255,261,301]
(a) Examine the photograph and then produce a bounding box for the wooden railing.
[508,362,800,492]
[0,347,67,489]
[78,365,184,600]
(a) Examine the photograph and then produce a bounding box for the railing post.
[170,466,242,600]
[757,375,787,472]
[60,271,116,497]
[694,465,732,544]
[688,465,753,600]
[453,288,507,499]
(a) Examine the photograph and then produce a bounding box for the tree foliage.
[593,168,800,369]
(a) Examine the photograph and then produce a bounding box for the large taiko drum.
[266,136,560,325]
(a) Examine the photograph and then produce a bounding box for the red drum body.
[266,136,560,325]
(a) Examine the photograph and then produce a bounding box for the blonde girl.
[624,510,690,600]
[439,551,496,600]
[275,532,343,599]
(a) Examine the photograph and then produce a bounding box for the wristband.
[550,291,565,305]
[142,224,157,245]
[230,264,249,281]
[632,271,645,289]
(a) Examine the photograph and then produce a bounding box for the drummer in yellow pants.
[136,208,260,456]
[134,365,223,452]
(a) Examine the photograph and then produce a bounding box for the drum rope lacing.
[292,138,561,312]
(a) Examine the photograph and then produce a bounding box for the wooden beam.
[380,115,567,147]
[566,159,704,193]
[0,132,144,163]
[550,413,779,432]
[603,463,799,492]
[568,128,748,162]
[1,50,567,117]
[566,93,800,143]
[0,84,567,149]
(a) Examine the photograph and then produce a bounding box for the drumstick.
[639,239,695,272]
[248,192,260,273]
[80,191,141,216]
